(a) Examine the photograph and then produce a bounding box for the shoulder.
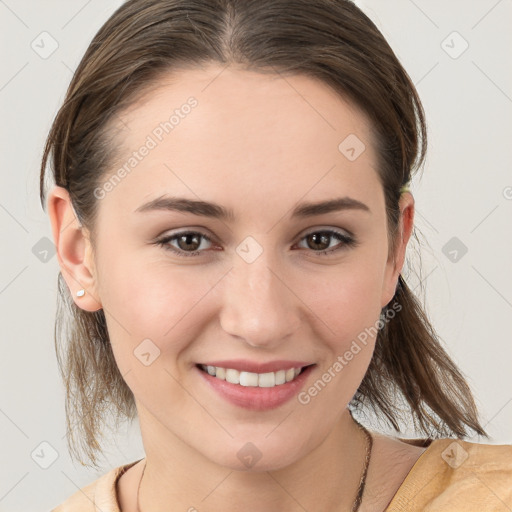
[386,438,512,511]
[50,459,142,512]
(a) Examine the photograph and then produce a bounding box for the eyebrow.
[134,195,371,220]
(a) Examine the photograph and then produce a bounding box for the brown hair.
[39,0,488,467]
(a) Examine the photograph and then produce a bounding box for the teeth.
[285,368,295,382]
[239,371,258,386]
[275,370,286,385]
[200,365,306,387]
[258,372,275,387]
[225,368,240,384]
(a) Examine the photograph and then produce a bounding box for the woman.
[41,0,511,510]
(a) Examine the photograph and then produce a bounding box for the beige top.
[51,438,512,511]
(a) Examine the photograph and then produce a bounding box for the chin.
[202,435,307,473]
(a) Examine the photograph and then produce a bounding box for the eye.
[155,231,214,257]
[155,228,358,258]
[295,229,358,256]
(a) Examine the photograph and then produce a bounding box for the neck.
[136,408,369,512]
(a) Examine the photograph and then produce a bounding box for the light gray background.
[1,1,511,510]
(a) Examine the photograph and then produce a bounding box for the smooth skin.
[48,63,425,511]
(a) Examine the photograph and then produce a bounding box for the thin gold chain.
[352,420,373,512]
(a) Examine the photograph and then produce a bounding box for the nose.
[219,250,301,349]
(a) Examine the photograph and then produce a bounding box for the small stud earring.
[77,289,85,297]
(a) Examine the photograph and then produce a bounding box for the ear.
[381,191,415,308]
[47,186,102,312]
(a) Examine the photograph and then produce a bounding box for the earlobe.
[47,186,102,312]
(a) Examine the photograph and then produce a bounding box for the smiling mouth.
[197,364,311,388]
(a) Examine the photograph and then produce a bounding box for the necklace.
[136,423,373,512]
[352,420,373,512]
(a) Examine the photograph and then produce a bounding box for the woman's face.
[57,63,413,471]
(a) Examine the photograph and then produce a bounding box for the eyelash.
[155,229,358,258]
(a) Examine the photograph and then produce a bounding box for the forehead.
[100,63,382,217]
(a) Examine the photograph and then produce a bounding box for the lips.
[195,360,316,410]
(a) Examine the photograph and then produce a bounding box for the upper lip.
[198,359,314,374]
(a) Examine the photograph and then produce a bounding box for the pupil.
[309,233,330,251]
[179,233,200,251]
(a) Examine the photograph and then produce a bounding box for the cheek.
[295,264,385,414]
[303,256,386,343]
[96,261,213,412]
[96,252,223,366]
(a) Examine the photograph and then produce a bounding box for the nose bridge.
[219,243,300,347]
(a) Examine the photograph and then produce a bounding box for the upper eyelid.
[159,225,353,240]
[158,225,355,240]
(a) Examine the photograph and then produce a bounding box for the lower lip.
[196,365,315,411]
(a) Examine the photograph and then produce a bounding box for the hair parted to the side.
[40,0,488,468]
